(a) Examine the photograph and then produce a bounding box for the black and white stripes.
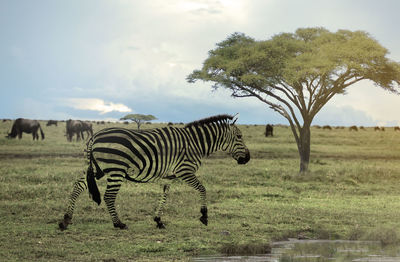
[59,114,250,230]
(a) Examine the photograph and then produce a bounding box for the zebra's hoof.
[154,217,166,229]
[59,214,71,231]
[114,222,128,229]
[199,216,208,226]
[58,222,67,231]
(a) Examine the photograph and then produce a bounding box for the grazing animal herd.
[2,116,400,230]
[4,118,94,141]
[311,125,395,132]
[4,119,400,142]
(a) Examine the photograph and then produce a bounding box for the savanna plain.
[1,120,400,261]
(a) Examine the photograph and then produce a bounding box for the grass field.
[1,120,400,261]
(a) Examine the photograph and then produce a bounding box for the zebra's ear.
[231,113,239,125]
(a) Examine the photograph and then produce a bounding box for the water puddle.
[193,239,400,262]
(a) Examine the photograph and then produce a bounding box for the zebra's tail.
[86,137,101,205]
[39,125,45,140]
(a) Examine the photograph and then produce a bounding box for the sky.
[1,0,400,126]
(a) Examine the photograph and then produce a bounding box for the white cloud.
[66,98,132,115]
[328,81,400,126]
[91,0,399,126]
[81,0,250,100]
[3,1,399,125]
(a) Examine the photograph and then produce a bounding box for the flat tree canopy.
[188,27,400,173]
[120,114,157,129]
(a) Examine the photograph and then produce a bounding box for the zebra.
[59,114,250,230]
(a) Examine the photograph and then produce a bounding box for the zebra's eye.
[237,135,242,139]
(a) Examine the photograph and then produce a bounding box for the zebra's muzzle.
[237,149,250,165]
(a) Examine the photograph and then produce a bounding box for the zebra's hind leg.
[181,174,208,226]
[104,174,127,229]
[154,184,171,229]
[59,177,87,230]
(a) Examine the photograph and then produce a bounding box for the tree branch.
[233,85,300,143]
[263,89,302,130]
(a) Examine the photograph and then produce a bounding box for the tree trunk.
[298,125,311,173]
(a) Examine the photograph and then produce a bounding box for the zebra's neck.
[185,121,229,157]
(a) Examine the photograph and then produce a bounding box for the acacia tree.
[187,27,400,173]
[120,114,157,129]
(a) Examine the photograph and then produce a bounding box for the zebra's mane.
[185,114,233,128]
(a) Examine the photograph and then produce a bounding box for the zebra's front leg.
[104,176,127,229]
[59,177,87,230]
[154,184,171,229]
[182,174,208,226]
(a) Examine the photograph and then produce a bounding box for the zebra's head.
[223,118,250,165]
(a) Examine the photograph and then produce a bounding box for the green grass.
[1,121,400,261]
